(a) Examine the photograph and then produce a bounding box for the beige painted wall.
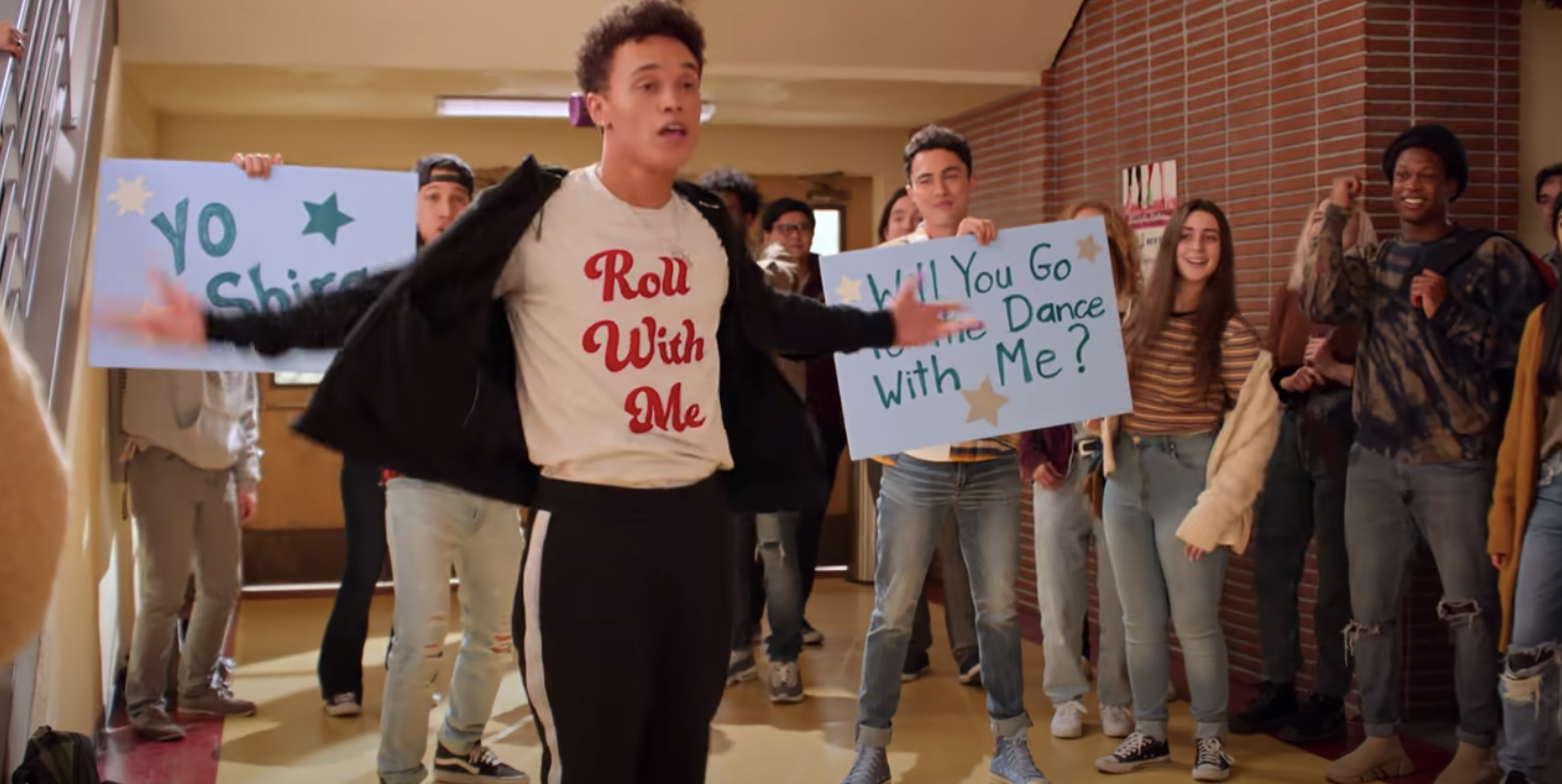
[1520,4,1562,252]
[28,48,158,736]
[156,116,912,214]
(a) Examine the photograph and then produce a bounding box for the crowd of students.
[99,1,1562,784]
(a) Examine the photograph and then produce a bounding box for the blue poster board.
[86,158,416,372]
[823,217,1133,460]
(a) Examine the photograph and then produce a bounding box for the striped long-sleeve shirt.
[1121,315,1261,435]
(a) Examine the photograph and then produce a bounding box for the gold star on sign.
[1076,234,1103,264]
[835,275,864,305]
[960,376,1010,427]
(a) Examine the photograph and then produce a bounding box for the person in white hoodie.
[120,368,262,741]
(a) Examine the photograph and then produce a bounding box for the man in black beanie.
[1302,124,1546,784]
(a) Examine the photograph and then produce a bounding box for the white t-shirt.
[495,166,733,487]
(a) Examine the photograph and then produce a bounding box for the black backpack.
[10,727,118,784]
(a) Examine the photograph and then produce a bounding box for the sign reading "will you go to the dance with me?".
[823,217,1133,460]
[86,158,415,372]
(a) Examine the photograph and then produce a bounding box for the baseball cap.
[414,154,475,195]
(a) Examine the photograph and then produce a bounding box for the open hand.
[232,152,283,180]
[1409,270,1447,318]
[888,276,981,346]
[1184,542,1206,561]
[97,271,207,345]
[956,217,997,245]
[1032,463,1063,489]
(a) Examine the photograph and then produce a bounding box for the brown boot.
[1325,736,1416,783]
[1433,743,1500,784]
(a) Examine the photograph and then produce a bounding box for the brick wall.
[939,0,1522,719]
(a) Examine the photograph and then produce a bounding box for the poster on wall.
[1121,160,1178,280]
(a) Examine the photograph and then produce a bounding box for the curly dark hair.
[575,0,707,94]
[903,125,973,179]
[699,168,761,221]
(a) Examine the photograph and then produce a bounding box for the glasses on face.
[773,222,813,236]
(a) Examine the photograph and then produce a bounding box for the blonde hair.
[1289,199,1379,291]
[1056,199,1141,310]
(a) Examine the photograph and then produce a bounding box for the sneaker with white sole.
[1101,704,1134,738]
[1192,737,1233,782]
[1096,731,1172,774]
[767,661,804,704]
[1051,700,1086,739]
[991,731,1050,783]
[324,693,361,717]
[726,649,757,687]
[432,742,528,783]
[838,745,890,784]
[178,686,257,718]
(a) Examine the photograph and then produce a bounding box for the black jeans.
[518,476,731,784]
[316,456,388,700]
[1252,404,1354,699]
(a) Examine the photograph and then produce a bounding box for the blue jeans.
[1498,474,1562,777]
[1102,432,1229,740]
[731,512,804,662]
[1342,445,1500,746]
[379,479,523,784]
[856,453,1029,746]
[1034,458,1130,709]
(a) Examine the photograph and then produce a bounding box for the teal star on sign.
[301,193,355,245]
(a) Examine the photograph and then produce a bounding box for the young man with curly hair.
[111,3,970,782]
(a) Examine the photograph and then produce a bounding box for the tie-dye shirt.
[1301,204,1547,464]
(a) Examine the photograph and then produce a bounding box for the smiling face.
[1176,209,1223,289]
[1391,147,1455,227]
[765,210,814,259]
[587,34,702,176]
[906,148,971,235]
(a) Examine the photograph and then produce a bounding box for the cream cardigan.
[1101,350,1280,554]
[0,317,67,665]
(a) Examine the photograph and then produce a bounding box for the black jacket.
[206,157,896,512]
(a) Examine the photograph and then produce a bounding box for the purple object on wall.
[569,94,593,128]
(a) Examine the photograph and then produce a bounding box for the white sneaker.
[1101,704,1133,738]
[323,693,361,717]
[1050,699,1086,739]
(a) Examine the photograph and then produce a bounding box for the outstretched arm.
[205,267,403,356]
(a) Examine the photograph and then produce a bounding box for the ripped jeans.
[731,512,804,662]
[1342,445,1500,747]
[380,478,523,784]
[1498,474,1562,777]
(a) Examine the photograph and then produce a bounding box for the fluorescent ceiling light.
[436,97,716,122]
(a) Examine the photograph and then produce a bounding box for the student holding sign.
[221,153,528,784]
[840,125,1048,784]
[1090,200,1278,782]
[108,3,969,782]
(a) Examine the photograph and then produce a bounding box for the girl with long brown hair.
[1090,200,1279,781]
[1020,199,1139,741]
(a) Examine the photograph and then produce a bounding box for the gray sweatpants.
[125,447,242,716]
